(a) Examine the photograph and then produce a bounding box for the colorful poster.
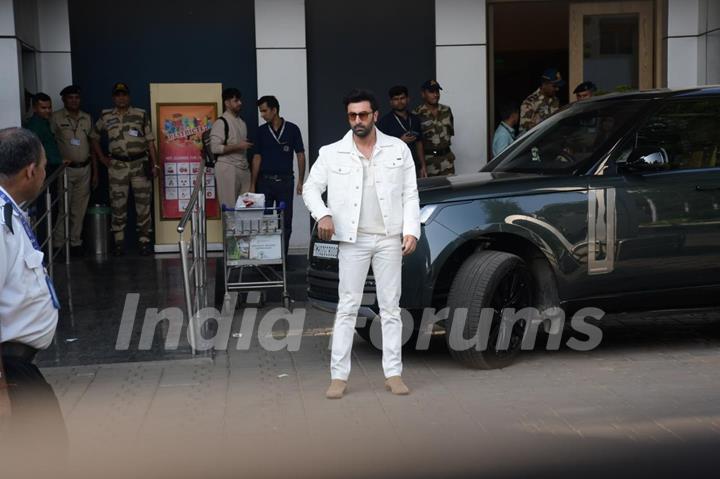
[156,103,219,219]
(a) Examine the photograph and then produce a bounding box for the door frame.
[569,1,655,95]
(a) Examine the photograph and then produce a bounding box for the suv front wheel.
[445,250,532,369]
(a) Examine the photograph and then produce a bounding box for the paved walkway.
[37,306,720,478]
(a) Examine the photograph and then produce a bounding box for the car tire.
[355,322,375,345]
[445,250,532,369]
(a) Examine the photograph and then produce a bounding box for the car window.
[484,100,647,175]
[634,98,720,171]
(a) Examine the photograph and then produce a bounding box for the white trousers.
[331,233,403,380]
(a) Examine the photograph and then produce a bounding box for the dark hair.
[0,127,43,178]
[573,81,598,94]
[388,85,408,98]
[343,89,378,111]
[222,88,242,103]
[32,92,51,106]
[498,102,518,121]
[257,95,280,113]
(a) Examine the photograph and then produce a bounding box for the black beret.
[60,85,81,96]
[573,81,598,94]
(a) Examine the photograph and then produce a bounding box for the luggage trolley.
[219,204,292,310]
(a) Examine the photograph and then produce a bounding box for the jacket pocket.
[329,164,351,175]
[384,158,403,169]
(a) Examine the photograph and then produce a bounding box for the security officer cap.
[112,82,130,95]
[421,79,443,91]
[60,85,81,96]
[573,81,597,94]
[541,68,566,86]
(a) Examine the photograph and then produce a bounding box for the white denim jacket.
[302,128,421,243]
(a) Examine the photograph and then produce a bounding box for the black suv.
[307,87,720,368]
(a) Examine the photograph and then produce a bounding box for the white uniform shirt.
[353,141,386,235]
[0,186,58,349]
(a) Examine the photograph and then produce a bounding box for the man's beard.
[352,125,371,137]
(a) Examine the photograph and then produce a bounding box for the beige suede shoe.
[325,379,347,399]
[385,376,410,395]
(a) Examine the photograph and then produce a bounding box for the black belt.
[111,153,147,162]
[262,173,293,181]
[67,159,91,168]
[1,341,38,362]
[427,147,451,156]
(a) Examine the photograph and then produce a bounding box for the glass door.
[569,1,654,96]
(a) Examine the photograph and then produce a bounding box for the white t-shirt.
[353,141,386,235]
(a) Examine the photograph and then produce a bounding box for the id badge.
[128,129,140,137]
[45,275,60,309]
[70,138,81,146]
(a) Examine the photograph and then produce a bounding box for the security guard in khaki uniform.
[413,80,455,176]
[91,82,158,256]
[50,85,96,256]
[519,68,565,134]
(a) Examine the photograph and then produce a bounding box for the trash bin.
[87,204,110,257]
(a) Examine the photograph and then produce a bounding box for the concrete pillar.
[0,0,72,128]
[666,0,719,87]
[36,0,72,107]
[707,0,720,84]
[0,0,22,128]
[254,0,310,253]
[435,0,488,172]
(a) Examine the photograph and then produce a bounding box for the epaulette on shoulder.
[1,202,13,234]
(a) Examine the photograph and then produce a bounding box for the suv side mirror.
[618,147,669,172]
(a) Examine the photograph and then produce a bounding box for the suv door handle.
[695,185,720,192]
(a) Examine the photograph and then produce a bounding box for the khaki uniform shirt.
[412,103,454,152]
[90,106,154,158]
[519,88,559,133]
[209,110,249,168]
[51,109,93,164]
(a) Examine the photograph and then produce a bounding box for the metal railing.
[25,165,70,277]
[177,164,208,354]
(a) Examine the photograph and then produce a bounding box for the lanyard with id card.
[269,122,291,153]
[67,116,82,146]
[0,190,60,309]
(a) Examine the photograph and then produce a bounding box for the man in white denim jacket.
[303,89,420,399]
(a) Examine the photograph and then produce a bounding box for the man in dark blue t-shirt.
[376,85,427,178]
[251,95,306,257]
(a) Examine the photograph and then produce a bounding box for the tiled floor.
[20,253,720,477]
[37,252,309,367]
[37,300,720,478]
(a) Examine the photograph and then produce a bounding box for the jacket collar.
[61,108,85,119]
[336,127,395,154]
[30,114,50,126]
[112,106,134,115]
